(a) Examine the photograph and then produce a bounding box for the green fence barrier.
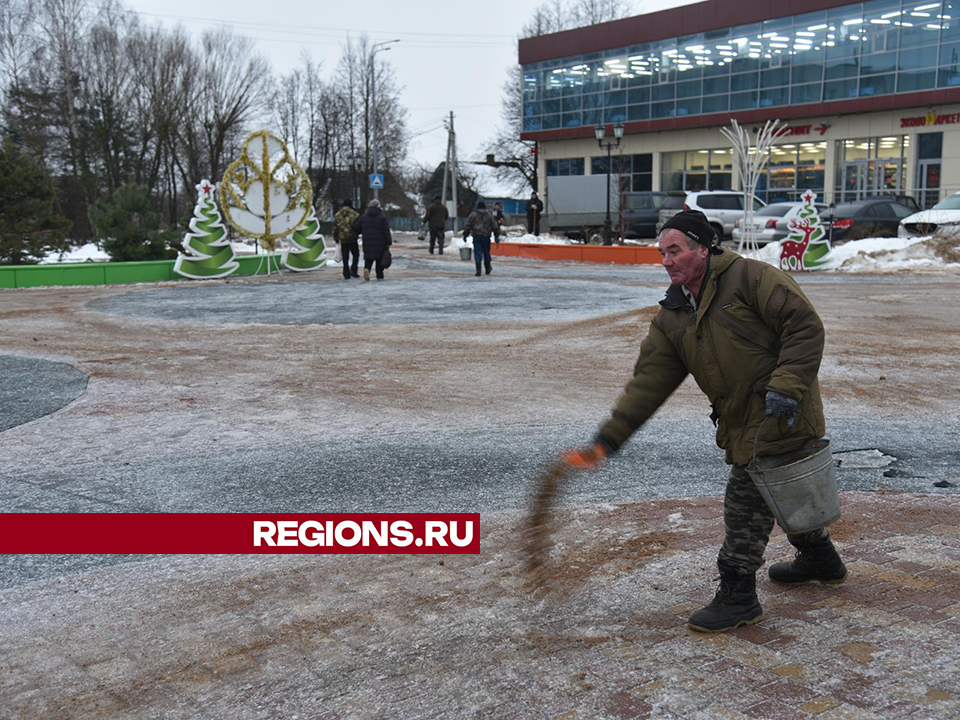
[0,253,295,289]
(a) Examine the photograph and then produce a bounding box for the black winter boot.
[485,262,492,275]
[475,260,482,277]
[688,560,763,633]
[768,530,847,585]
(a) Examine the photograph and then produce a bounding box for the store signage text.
[754,123,829,137]
[900,110,960,128]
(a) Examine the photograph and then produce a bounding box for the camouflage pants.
[429,227,445,251]
[718,463,827,574]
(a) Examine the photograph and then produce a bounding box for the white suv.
[659,191,765,241]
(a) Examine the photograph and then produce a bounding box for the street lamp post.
[594,121,624,245]
[370,39,400,201]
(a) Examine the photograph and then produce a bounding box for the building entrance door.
[842,159,902,201]
[842,161,870,202]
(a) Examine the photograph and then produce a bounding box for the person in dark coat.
[525,191,544,236]
[352,199,393,281]
[422,195,449,255]
[493,202,505,243]
[464,201,500,277]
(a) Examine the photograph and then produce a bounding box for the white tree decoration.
[720,119,785,257]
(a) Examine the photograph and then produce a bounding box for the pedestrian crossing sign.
[369,173,384,189]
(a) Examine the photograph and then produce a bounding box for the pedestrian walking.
[422,195,449,255]
[464,201,500,277]
[525,191,543,236]
[555,209,846,633]
[493,202,505,244]
[352,199,393,281]
[333,199,360,279]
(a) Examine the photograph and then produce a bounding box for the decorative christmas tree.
[282,206,328,271]
[779,190,831,271]
[174,181,239,279]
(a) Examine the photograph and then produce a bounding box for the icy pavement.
[1,493,959,719]
[1,242,959,719]
[0,355,88,432]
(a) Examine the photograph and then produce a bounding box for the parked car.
[655,192,688,235]
[732,202,829,245]
[659,191,765,240]
[621,191,669,238]
[898,192,960,237]
[864,194,921,214]
[823,198,915,242]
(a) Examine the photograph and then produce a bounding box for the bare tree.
[485,0,633,193]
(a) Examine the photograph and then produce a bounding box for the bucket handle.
[751,409,818,470]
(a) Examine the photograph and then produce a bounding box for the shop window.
[676,98,701,116]
[824,79,858,100]
[523,117,542,132]
[628,104,650,121]
[583,109,603,126]
[825,59,858,81]
[604,107,627,123]
[938,67,960,86]
[760,87,788,107]
[901,46,939,72]
[791,84,821,104]
[652,100,676,118]
[652,84,676,101]
[562,112,582,128]
[605,90,626,106]
[731,73,759,92]
[627,88,650,104]
[703,95,729,114]
[582,93,602,110]
[703,77,729,95]
[792,64,822,84]
[761,68,789,88]
[676,80,700,98]
[730,91,758,110]
[542,114,561,130]
[861,52,897,75]
[546,158,585,176]
[918,133,943,160]
[562,96,581,113]
[898,69,937,92]
[542,99,560,115]
[859,74,895,96]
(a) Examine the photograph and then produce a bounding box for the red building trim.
[519,0,874,66]
[520,89,960,142]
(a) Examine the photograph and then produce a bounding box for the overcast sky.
[125,0,695,189]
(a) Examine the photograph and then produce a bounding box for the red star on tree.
[201,183,212,196]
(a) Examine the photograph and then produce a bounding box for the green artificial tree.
[88,182,176,262]
[0,135,71,265]
[174,180,239,279]
[282,206,328,271]
[779,190,831,271]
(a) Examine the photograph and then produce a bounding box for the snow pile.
[501,233,576,245]
[753,235,960,273]
[41,243,111,264]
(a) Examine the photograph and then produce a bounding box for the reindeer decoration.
[780,216,819,271]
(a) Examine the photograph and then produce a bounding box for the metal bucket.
[746,412,840,534]
[459,246,472,261]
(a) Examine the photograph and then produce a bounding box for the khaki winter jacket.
[333,206,359,243]
[598,249,825,466]
[423,201,449,228]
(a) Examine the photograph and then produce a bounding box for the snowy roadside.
[753,234,960,272]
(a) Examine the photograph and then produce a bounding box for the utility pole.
[370,39,399,201]
[441,112,459,233]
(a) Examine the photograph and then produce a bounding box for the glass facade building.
[522,0,960,132]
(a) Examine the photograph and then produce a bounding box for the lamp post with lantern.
[594,121,624,245]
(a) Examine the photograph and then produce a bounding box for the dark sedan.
[621,191,668,238]
[823,198,916,242]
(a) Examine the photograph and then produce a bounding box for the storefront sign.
[754,122,829,137]
[900,110,960,128]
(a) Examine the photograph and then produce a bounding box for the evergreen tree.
[0,135,71,265]
[88,182,177,262]
[282,207,327,271]
[174,180,239,279]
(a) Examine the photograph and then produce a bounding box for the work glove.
[559,442,608,471]
[765,390,798,428]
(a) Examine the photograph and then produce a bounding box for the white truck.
[544,175,622,242]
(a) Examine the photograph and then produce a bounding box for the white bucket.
[459,246,472,261]
[746,413,840,534]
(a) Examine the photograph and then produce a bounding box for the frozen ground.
[2,235,959,718]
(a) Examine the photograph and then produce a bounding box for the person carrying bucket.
[555,209,847,634]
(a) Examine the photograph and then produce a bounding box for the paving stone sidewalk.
[2,491,959,719]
